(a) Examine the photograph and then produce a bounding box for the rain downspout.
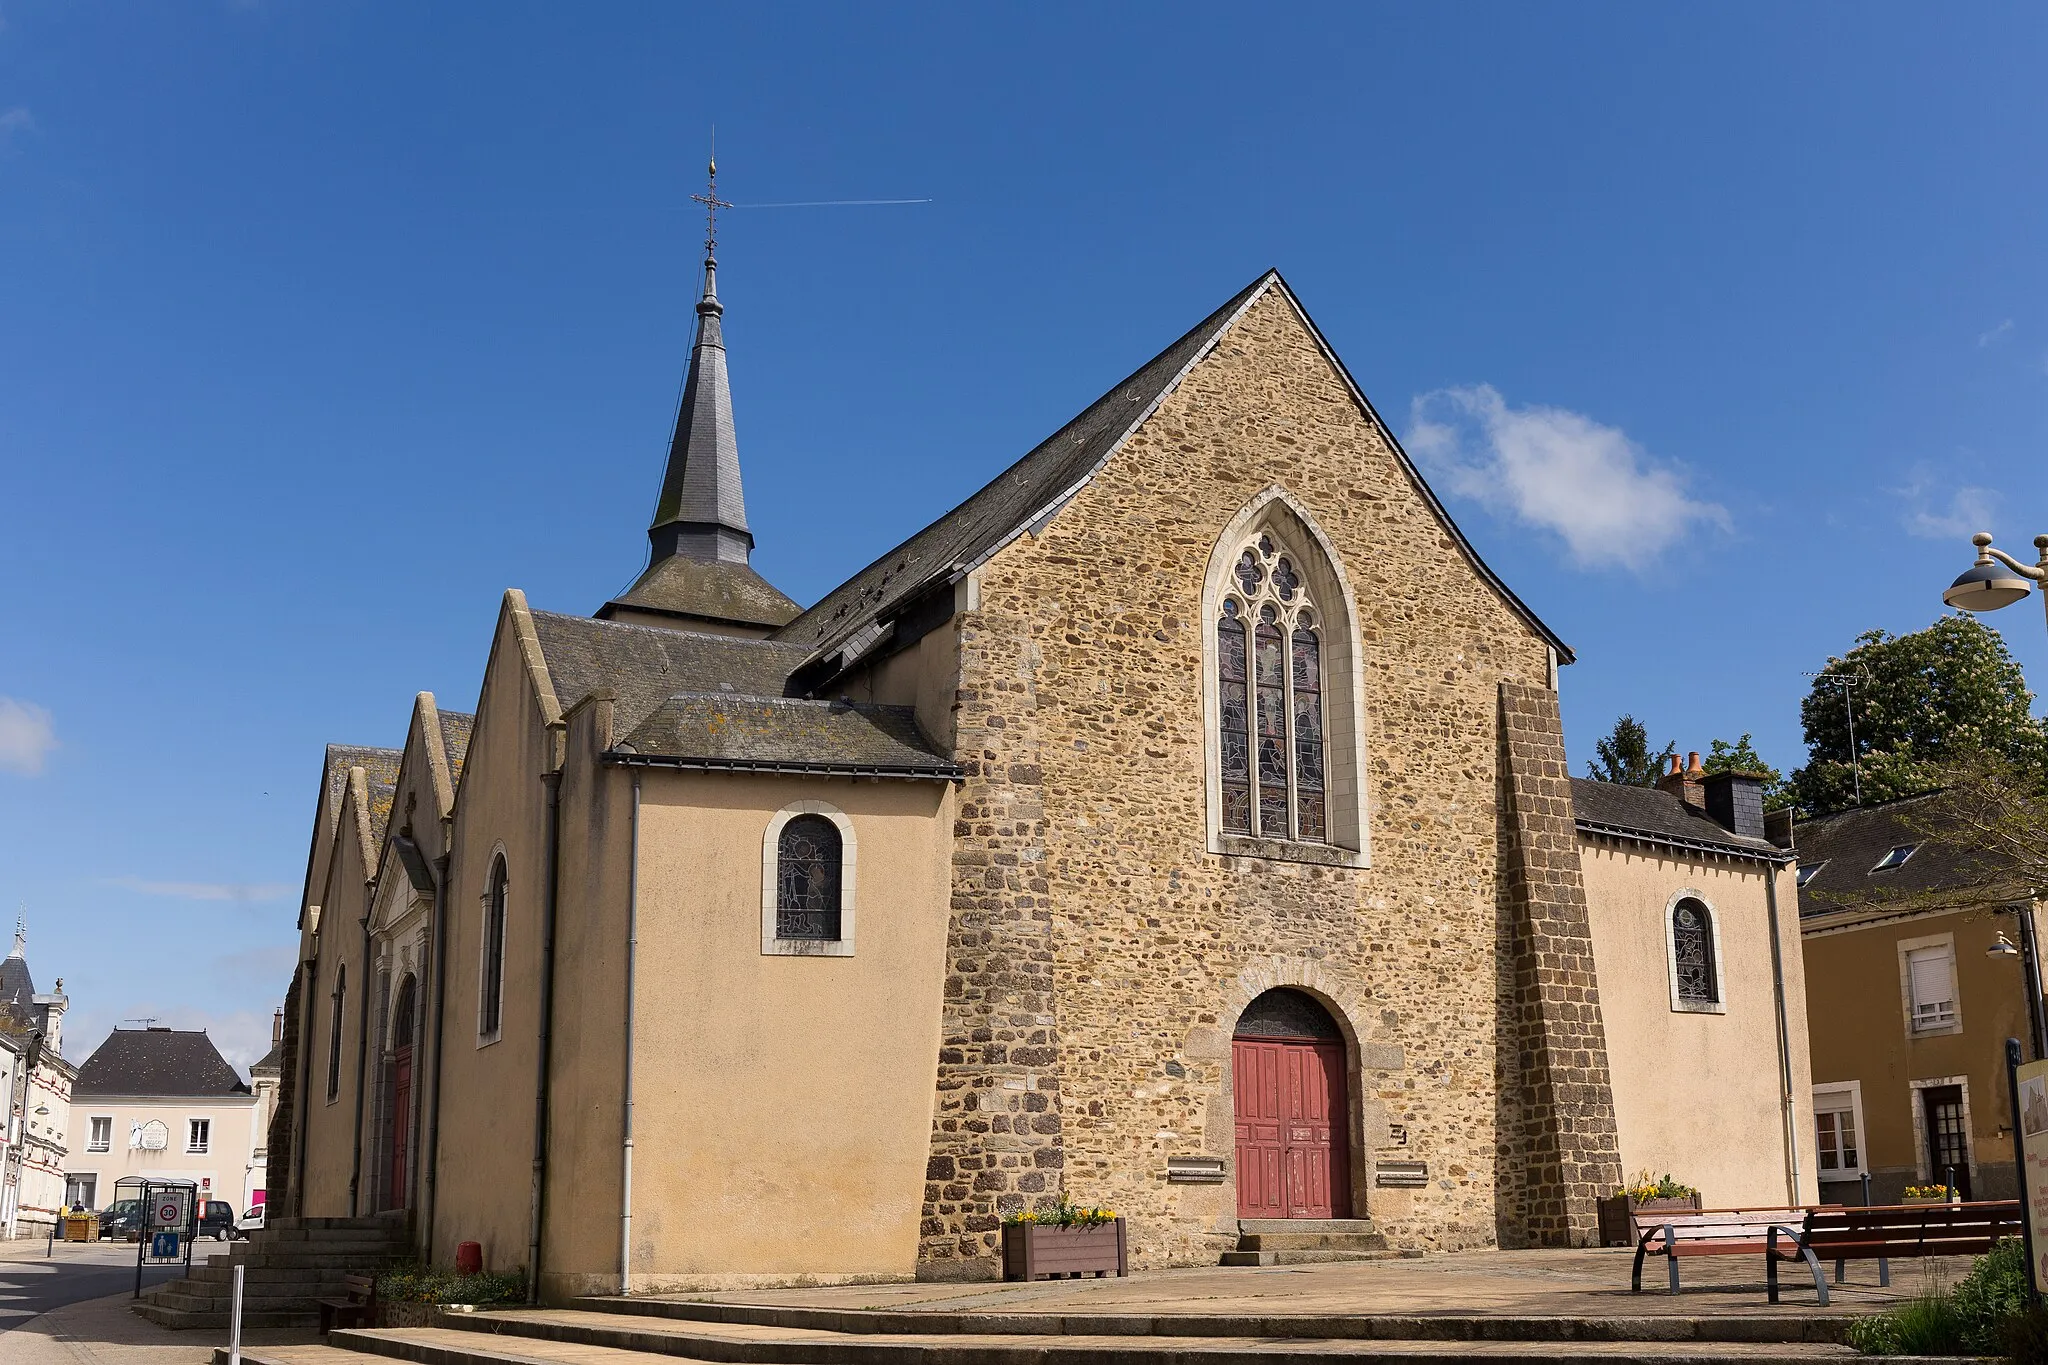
[525,768,563,1304]
[619,773,640,1295]
[420,850,452,1256]
[1764,861,1803,1205]
[347,878,375,1216]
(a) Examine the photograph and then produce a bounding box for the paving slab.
[0,1290,317,1365]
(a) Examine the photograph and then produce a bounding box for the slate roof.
[75,1028,250,1098]
[773,270,1571,678]
[1793,794,2013,918]
[529,610,810,736]
[0,954,32,1012]
[438,711,475,786]
[248,1041,285,1077]
[600,555,799,632]
[614,694,958,777]
[360,749,404,845]
[1570,777,1785,860]
[322,744,398,837]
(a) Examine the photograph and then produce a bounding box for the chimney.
[1703,770,1767,841]
[272,1008,284,1047]
[1656,751,1707,812]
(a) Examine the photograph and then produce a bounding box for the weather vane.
[691,152,731,263]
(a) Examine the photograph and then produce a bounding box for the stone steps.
[207,1312,1899,1365]
[1221,1218,1388,1266]
[135,1214,417,1330]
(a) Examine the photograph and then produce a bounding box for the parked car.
[98,1200,142,1241]
[197,1200,236,1240]
[234,1204,264,1239]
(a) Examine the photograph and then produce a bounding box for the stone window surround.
[761,801,859,958]
[1662,888,1728,1015]
[1908,1073,1977,1186]
[477,845,509,1048]
[1200,487,1370,869]
[1897,931,1963,1040]
[1811,1079,1867,1180]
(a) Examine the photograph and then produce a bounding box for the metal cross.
[691,155,731,261]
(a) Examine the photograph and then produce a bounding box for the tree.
[1704,733,1793,811]
[1586,714,1676,786]
[1790,614,2048,816]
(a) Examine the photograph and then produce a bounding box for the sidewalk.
[0,1292,316,1365]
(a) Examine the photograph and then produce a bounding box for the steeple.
[598,156,799,637]
[648,157,752,566]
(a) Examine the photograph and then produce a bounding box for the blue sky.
[4,4,2047,1071]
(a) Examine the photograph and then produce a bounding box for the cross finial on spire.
[691,153,729,265]
[9,912,24,961]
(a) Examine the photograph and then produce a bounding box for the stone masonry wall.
[916,285,1564,1275]
[1497,681,1624,1247]
[268,967,302,1217]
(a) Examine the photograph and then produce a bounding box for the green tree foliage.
[1703,733,1793,811]
[1585,714,1675,786]
[1791,615,2048,816]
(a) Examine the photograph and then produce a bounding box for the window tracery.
[1672,898,1718,1004]
[1217,532,1327,843]
[776,814,843,941]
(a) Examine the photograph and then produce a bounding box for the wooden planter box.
[1001,1218,1128,1281]
[1596,1193,1702,1248]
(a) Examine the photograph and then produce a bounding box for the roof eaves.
[601,750,964,782]
[1576,817,1793,866]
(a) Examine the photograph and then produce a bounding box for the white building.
[0,924,74,1238]
[70,1027,258,1216]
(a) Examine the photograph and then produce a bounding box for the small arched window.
[1672,898,1719,1005]
[1217,533,1327,842]
[777,815,843,941]
[325,964,346,1103]
[479,856,508,1039]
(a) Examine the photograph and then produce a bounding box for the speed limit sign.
[153,1199,180,1227]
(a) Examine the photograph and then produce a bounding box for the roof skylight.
[1796,861,1827,888]
[1871,844,1919,872]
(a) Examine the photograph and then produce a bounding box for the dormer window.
[1872,844,1918,872]
[1796,861,1827,888]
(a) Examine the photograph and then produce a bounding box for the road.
[0,1241,205,1328]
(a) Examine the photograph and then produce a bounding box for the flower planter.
[1001,1218,1127,1281]
[375,1301,440,1329]
[1596,1193,1703,1248]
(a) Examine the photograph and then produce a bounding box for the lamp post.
[1946,531,2048,1062]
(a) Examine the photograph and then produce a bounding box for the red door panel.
[1234,1036,1349,1219]
[388,1045,413,1207]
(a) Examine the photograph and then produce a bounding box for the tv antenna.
[1808,667,1875,806]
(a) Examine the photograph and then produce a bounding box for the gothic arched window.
[479,856,507,1039]
[777,815,843,941]
[1216,532,1328,843]
[1672,897,1719,1005]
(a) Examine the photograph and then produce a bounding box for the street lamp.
[1987,917,2048,1061]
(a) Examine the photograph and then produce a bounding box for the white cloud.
[106,876,295,904]
[1899,470,1999,541]
[0,697,56,775]
[1405,384,1728,571]
[1979,319,2015,348]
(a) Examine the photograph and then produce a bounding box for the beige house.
[1797,796,2041,1203]
[272,255,1815,1296]
[71,1028,260,1217]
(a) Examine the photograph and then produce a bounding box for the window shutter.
[1908,947,1956,1024]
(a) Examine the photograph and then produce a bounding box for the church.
[272,226,1820,1297]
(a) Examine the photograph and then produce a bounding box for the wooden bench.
[1631,1207,1820,1293]
[1766,1201,2023,1305]
[316,1274,376,1335]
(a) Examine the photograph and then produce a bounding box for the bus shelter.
[114,1176,196,1297]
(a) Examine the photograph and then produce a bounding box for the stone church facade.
[271,248,1816,1297]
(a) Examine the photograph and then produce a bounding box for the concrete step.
[141,1287,338,1314]
[198,1250,414,1271]
[1235,1232,1390,1253]
[1236,1219,1380,1236]
[132,1302,319,1331]
[1218,1249,1402,1266]
[286,1315,1890,1365]
[562,1298,1856,1347]
[187,1263,409,1286]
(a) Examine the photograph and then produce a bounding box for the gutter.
[1575,820,1794,868]
[619,773,641,1295]
[346,876,374,1216]
[601,752,962,782]
[1764,864,1804,1205]
[525,769,563,1305]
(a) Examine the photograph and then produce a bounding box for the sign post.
[2007,1038,2047,1300]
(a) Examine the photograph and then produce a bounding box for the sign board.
[2018,1057,2048,1293]
[153,1198,182,1227]
[149,1231,178,1259]
[135,1121,167,1151]
[1374,1161,1429,1188]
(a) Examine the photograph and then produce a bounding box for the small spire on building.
[8,913,24,961]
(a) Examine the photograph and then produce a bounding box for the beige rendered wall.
[69,1097,261,1211]
[298,801,372,1217]
[425,610,557,1277]
[622,767,953,1291]
[1579,842,1817,1208]
[1803,903,2040,1200]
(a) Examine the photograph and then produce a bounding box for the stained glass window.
[1216,530,1329,845]
[1217,602,1251,834]
[1672,900,1717,1003]
[480,858,507,1036]
[777,816,843,941]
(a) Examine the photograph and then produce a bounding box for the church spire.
[647,155,752,566]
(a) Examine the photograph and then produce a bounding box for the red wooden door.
[1233,1037,1349,1219]
[388,1045,412,1205]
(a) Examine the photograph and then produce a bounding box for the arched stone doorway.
[1232,988,1351,1219]
[382,975,417,1211]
